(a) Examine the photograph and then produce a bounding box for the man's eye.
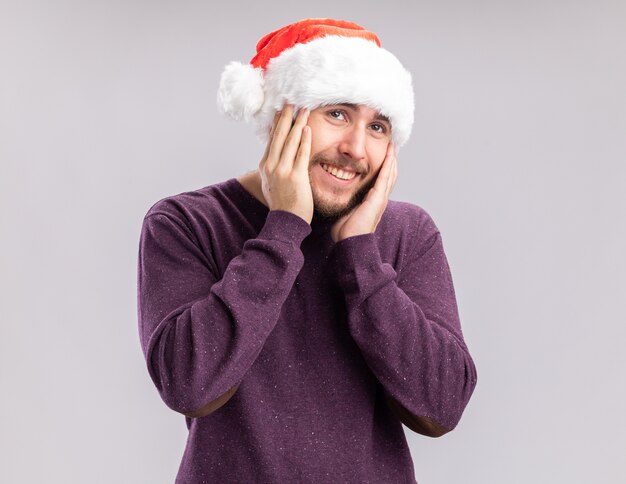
[371,123,386,134]
[329,110,345,120]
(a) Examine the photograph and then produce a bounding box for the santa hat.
[217,18,414,148]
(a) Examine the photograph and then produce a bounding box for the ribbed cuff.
[330,233,397,303]
[257,210,312,245]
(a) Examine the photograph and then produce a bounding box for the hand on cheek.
[258,104,314,224]
[330,142,397,242]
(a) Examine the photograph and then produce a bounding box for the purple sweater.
[137,178,477,483]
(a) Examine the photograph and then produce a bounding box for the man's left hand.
[330,142,398,243]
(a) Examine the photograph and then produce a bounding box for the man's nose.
[338,125,367,161]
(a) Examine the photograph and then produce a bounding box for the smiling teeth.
[321,163,357,180]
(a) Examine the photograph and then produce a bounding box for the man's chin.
[311,202,353,224]
[311,178,375,224]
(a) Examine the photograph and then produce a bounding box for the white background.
[1,1,625,482]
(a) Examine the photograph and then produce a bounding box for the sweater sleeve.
[328,222,477,433]
[137,209,311,415]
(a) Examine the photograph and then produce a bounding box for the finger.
[385,144,398,195]
[266,103,294,170]
[259,110,281,168]
[386,158,397,197]
[293,124,312,173]
[371,143,395,198]
[278,107,309,171]
[369,147,396,224]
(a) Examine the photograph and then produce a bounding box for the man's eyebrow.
[375,113,391,125]
[333,103,391,125]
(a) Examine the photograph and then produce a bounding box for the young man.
[137,18,477,483]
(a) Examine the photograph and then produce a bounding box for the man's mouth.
[320,163,359,181]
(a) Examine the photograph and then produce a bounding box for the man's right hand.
[258,104,314,224]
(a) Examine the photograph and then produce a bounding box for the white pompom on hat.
[217,18,414,148]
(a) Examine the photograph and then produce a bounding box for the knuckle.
[260,163,274,176]
[274,165,289,178]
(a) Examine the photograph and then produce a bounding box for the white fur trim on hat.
[217,36,414,147]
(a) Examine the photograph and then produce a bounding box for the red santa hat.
[217,18,415,148]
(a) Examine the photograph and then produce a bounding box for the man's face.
[306,103,392,222]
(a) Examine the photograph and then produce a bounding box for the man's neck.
[237,170,268,207]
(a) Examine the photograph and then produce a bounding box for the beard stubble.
[308,152,378,224]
